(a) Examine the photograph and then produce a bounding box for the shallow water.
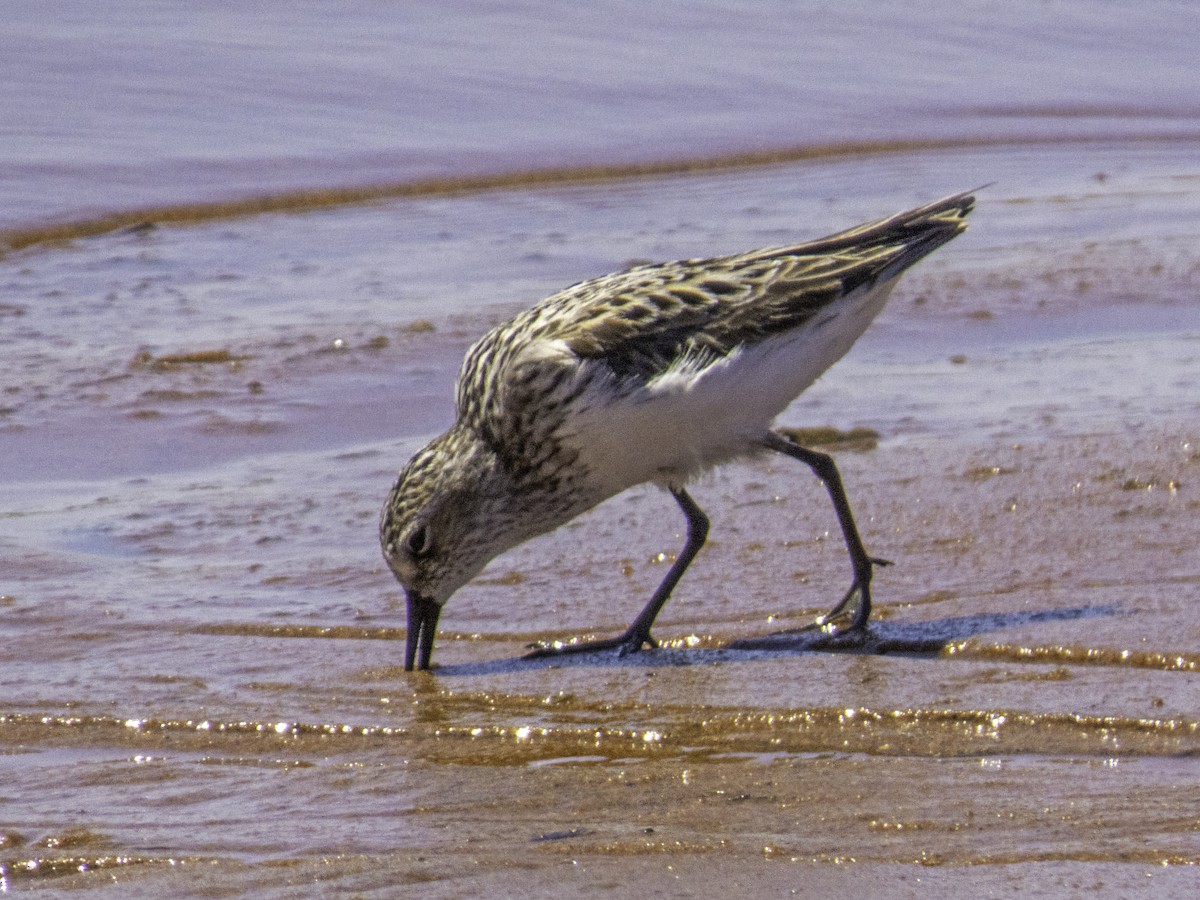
[4,3,1200,896]
[4,0,1200,238]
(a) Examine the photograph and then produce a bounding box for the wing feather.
[457,190,975,465]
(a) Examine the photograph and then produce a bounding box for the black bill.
[405,590,442,671]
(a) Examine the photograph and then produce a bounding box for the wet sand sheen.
[4,144,1200,894]
[6,0,1200,890]
[6,417,1200,890]
[6,685,1200,761]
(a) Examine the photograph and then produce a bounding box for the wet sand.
[4,142,1200,895]
[5,428,1200,895]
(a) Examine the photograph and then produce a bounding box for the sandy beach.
[3,3,1200,896]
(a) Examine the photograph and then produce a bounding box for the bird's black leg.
[760,430,884,633]
[525,486,709,660]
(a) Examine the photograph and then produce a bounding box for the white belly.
[564,280,895,495]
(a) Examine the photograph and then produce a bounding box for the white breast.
[562,279,896,495]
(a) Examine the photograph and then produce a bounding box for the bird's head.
[380,425,520,670]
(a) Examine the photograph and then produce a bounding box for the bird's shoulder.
[453,196,967,434]
[468,251,853,388]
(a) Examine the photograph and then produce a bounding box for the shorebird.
[381,190,975,670]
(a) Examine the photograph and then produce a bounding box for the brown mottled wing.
[551,189,975,380]
[457,190,974,460]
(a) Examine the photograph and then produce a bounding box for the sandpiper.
[381,190,975,670]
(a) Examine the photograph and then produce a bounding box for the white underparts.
[563,280,896,496]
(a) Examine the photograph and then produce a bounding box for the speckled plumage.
[382,191,975,669]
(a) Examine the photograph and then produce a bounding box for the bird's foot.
[815,608,867,637]
[524,628,657,661]
[815,556,890,632]
[814,574,882,637]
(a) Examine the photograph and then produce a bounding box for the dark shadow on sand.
[430,603,1123,678]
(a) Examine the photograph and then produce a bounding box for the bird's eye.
[405,524,432,558]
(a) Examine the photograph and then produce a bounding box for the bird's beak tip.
[405,590,442,672]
